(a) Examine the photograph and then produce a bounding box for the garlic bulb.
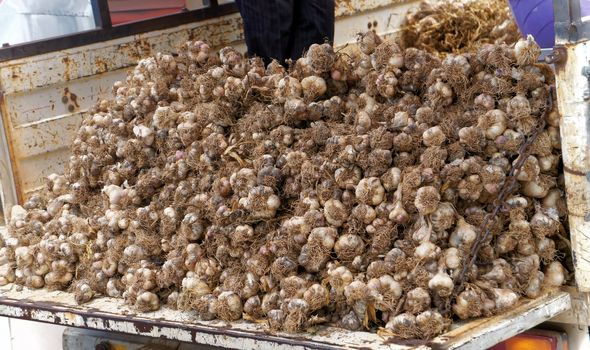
[135,291,160,312]
[428,271,454,297]
[453,287,485,319]
[514,35,541,66]
[415,186,441,215]
[544,261,567,287]
[323,199,349,227]
[356,177,386,206]
[328,265,353,293]
[216,291,243,321]
[404,287,431,314]
[303,284,329,311]
[386,313,417,337]
[449,218,477,250]
[301,76,327,100]
[416,310,447,338]
[389,195,409,223]
[74,281,94,304]
[283,298,310,332]
[430,202,455,232]
[298,227,337,272]
[443,248,462,270]
[491,288,518,311]
[334,234,364,261]
[478,109,507,139]
[414,241,440,260]
[422,126,446,147]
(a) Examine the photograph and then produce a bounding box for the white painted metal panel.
[4,69,127,194]
[0,317,11,350]
[9,318,66,350]
[0,284,571,350]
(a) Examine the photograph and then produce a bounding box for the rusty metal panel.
[336,0,413,17]
[0,284,571,350]
[0,12,247,205]
[0,69,126,199]
[335,1,418,44]
[0,13,244,95]
[6,72,121,127]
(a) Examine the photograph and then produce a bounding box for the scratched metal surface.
[0,285,571,350]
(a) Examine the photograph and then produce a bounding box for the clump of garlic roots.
[0,31,569,341]
[401,0,521,56]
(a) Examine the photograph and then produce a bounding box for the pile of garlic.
[401,0,521,55]
[0,32,569,339]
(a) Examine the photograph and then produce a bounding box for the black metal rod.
[0,3,238,62]
[91,0,113,29]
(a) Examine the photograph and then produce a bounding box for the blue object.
[508,0,555,48]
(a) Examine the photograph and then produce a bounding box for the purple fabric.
[508,0,555,48]
[582,0,590,19]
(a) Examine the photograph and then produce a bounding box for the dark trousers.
[235,0,335,65]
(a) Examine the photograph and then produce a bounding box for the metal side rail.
[0,285,571,350]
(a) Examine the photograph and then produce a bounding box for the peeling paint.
[0,285,571,350]
[0,305,25,317]
[30,309,56,323]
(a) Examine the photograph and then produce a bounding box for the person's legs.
[289,0,335,61]
[235,0,294,64]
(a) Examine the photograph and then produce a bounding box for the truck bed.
[0,285,570,350]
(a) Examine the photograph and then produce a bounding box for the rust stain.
[60,56,81,82]
[564,165,587,176]
[64,312,76,320]
[134,323,154,333]
[7,65,25,87]
[62,87,79,111]
[551,44,570,75]
[94,57,108,73]
[135,39,153,61]
[189,17,245,48]
[62,57,71,81]
[118,39,154,63]
[70,93,79,108]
